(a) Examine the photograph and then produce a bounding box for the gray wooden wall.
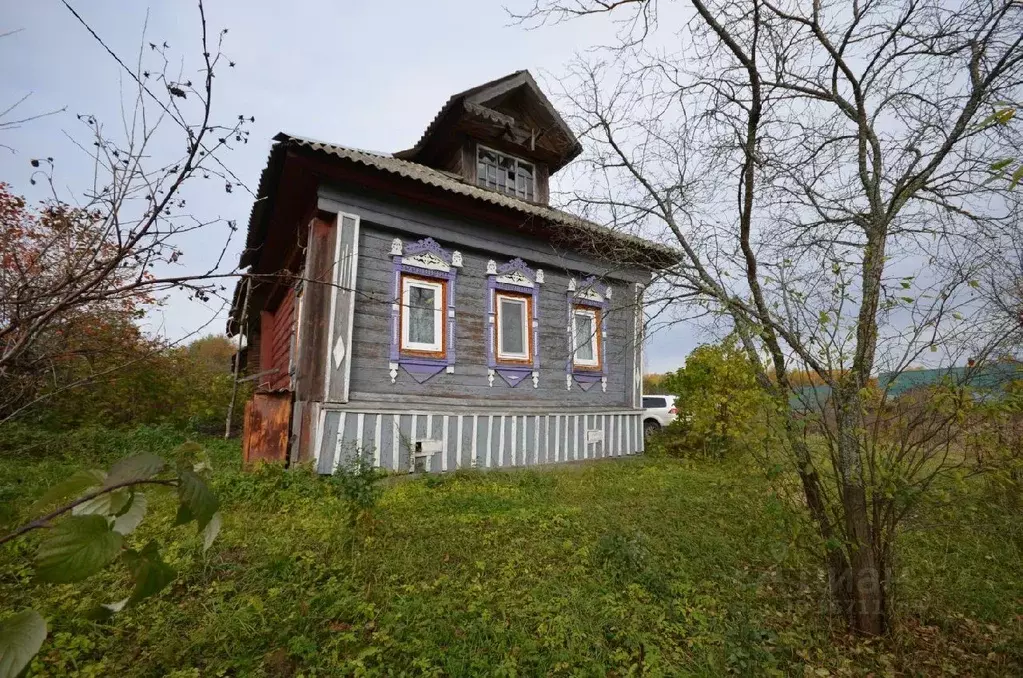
[316,186,647,410]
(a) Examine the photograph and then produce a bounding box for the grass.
[1,425,1021,676]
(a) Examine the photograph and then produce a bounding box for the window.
[642,396,667,409]
[572,306,601,369]
[477,146,535,201]
[400,275,445,356]
[496,292,531,362]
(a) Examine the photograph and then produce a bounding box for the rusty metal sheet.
[242,393,292,467]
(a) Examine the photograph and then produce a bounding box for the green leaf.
[30,469,105,515]
[1011,164,1023,189]
[177,469,219,531]
[104,453,165,488]
[112,493,148,536]
[991,157,1014,171]
[35,515,123,583]
[968,279,980,289]
[202,512,222,552]
[0,609,46,678]
[995,108,1016,125]
[123,541,175,605]
[72,488,131,517]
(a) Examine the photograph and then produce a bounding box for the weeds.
[0,427,1020,676]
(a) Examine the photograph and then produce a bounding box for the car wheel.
[643,419,660,439]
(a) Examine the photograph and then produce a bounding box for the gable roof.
[394,70,582,172]
[239,132,675,270]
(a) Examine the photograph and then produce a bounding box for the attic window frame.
[476,144,536,201]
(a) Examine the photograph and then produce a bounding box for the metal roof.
[239,132,674,269]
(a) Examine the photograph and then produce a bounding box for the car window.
[642,397,667,409]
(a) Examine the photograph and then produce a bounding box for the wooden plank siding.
[313,408,644,474]
[323,220,642,408]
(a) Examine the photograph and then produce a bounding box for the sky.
[0,0,704,373]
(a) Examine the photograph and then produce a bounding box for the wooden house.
[229,70,672,473]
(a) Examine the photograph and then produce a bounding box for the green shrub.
[659,338,774,458]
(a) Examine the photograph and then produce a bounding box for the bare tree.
[0,1,250,419]
[513,0,1023,634]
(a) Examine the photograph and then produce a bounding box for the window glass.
[408,284,436,345]
[642,397,667,409]
[499,297,526,356]
[477,146,535,200]
[574,311,595,361]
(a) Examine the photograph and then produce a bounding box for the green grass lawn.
[1,426,1020,676]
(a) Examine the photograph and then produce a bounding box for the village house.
[229,70,672,473]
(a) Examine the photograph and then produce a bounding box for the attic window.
[477,146,535,201]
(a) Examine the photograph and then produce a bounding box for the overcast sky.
[1,0,705,373]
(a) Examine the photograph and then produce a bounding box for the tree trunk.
[835,389,886,635]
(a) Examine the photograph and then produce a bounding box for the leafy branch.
[0,442,221,678]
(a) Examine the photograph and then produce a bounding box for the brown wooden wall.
[258,287,296,392]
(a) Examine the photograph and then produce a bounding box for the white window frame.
[401,276,444,354]
[476,144,536,201]
[496,292,530,362]
[572,307,600,368]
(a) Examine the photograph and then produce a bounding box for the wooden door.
[242,392,292,467]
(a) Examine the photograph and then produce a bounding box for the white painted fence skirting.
[312,408,644,474]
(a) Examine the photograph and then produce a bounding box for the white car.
[642,394,678,437]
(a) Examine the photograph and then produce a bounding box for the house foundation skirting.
[310,407,644,474]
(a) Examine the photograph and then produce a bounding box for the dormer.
[394,71,581,206]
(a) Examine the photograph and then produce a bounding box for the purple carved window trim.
[566,276,610,392]
[388,237,461,384]
[486,258,543,388]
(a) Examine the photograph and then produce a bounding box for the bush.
[659,338,773,458]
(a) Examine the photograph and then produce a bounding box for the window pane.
[642,397,666,409]
[408,285,436,345]
[500,299,525,355]
[575,312,594,361]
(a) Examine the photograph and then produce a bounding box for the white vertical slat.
[411,414,419,455]
[356,413,365,459]
[486,415,494,467]
[543,416,550,463]
[426,415,433,439]
[441,415,449,471]
[572,415,579,461]
[456,416,464,469]
[625,416,632,454]
[332,412,347,474]
[392,416,400,471]
[499,416,506,466]
[471,415,479,467]
[373,415,382,467]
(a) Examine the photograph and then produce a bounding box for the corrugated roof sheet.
[270,132,672,256]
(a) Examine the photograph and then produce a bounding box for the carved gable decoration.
[569,276,610,303]
[487,257,543,288]
[391,237,462,273]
